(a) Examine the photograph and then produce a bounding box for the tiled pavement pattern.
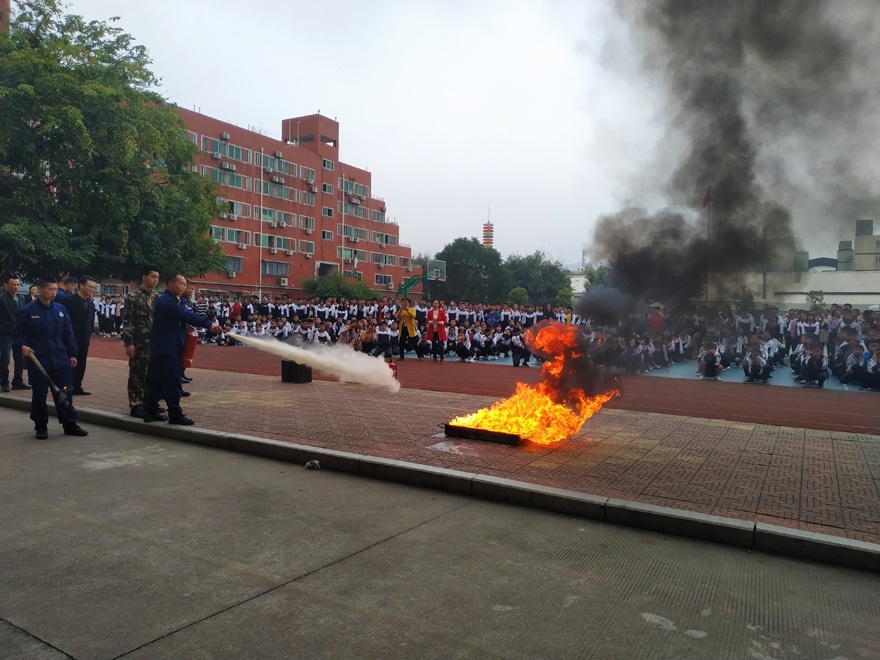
[4,356,880,545]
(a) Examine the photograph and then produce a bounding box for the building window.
[375,274,392,287]
[210,226,224,241]
[261,261,289,276]
[322,206,334,218]
[225,256,243,272]
[227,229,250,244]
[299,216,315,231]
[322,159,334,171]
[300,166,315,182]
[299,240,315,254]
[321,230,333,240]
[185,130,197,144]
[322,183,334,194]
[300,191,316,206]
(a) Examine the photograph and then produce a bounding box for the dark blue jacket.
[150,290,213,357]
[13,299,78,369]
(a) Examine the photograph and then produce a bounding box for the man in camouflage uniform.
[122,265,160,418]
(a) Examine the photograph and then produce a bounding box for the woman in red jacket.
[425,300,447,363]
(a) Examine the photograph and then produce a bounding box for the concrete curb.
[2,395,878,574]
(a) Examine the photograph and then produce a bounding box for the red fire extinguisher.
[389,361,398,381]
[180,331,199,370]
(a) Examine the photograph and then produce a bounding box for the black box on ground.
[281,360,312,383]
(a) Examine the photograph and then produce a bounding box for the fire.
[449,322,620,445]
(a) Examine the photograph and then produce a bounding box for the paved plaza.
[3,355,879,545]
[3,413,880,660]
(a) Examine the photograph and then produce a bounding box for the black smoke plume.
[589,1,880,310]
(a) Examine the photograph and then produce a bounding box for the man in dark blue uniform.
[143,272,220,425]
[12,277,88,439]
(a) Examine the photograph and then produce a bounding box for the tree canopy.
[300,272,381,300]
[0,0,225,280]
[504,250,570,305]
[434,237,510,302]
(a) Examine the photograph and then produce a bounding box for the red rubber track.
[87,338,879,435]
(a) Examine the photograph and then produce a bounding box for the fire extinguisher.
[180,331,199,370]
[389,361,398,381]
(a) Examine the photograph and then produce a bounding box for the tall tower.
[482,222,494,247]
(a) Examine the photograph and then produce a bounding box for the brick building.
[176,108,421,299]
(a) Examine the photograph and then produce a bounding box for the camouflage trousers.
[127,348,151,410]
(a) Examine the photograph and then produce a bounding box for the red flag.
[702,187,713,207]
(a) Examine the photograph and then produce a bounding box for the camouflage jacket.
[122,287,159,347]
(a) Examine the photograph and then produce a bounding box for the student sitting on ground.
[840,345,868,387]
[802,346,828,388]
[743,348,770,384]
[698,342,722,381]
[862,349,880,391]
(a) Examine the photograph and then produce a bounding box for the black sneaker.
[11,382,31,390]
[130,406,145,419]
[63,425,88,437]
[169,416,195,426]
[71,388,91,395]
[181,376,193,383]
[0,384,9,393]
[180,390,191,397]
[143,412,169,423]
[35,428,49,440]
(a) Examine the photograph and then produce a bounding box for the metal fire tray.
[444,423,522,446]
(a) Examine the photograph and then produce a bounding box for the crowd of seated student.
[153,293,878,392]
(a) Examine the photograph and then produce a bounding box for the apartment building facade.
[176,108,421,299]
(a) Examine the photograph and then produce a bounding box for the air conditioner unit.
[305,253,313,259]
[237,243,246,250]
[274,151,283,158]
[279,277,288,286]
[270,248,278,254]
[345,258,352,264]
[407,267,413,273]
[221,132,231,140]
[229,215,236,222]
[228,271,236,278]
[380,206,387,212]
[310,186,318,193]
[221,162,232,170]
[379,242,385,248]
[212,151,223,159]
[378,263,384,269]
[387,283,395,290]
[219,212,228,219]
[271,176,281,183]
[359,194,366,201]
[305,228,313,235]
[350,197,360,205]
[265,167,274,173]
[285,249,294,256]
[229,164,236,171]
[306,177,315,185]
[270,222,278,228]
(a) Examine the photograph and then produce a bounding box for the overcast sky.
[59,0,874,269]
[58,0,674,268]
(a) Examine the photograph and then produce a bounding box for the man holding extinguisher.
[142,273,220,426]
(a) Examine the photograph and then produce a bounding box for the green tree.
[555,286,572,307]
[0,0,225,280]
[300,272,376,300]
[504,250,570,305]
[434,237,510,302]
[507,286,529,306]
[583,263,609,290]
[806,290,825,312]
[730,285,756,311]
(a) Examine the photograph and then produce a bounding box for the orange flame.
[450,322,620,445]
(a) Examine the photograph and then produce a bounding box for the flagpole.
[705,186,712,304]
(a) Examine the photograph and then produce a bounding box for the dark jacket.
[0,290,19,336]
[13,299,78,369]
[61,293,96,349]
[150,290,214,357]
